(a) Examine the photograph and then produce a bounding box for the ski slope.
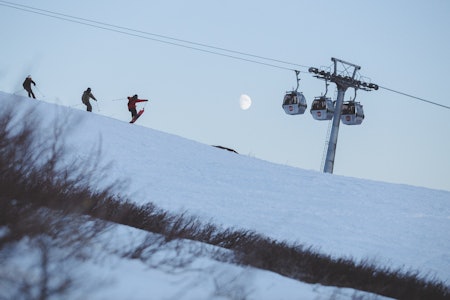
[2,92,449,299]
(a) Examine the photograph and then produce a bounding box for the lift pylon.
[309,57,378,174]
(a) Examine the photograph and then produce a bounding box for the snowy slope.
[2,92,449,297]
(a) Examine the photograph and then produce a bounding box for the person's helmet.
[87,87,91,91]
[133,94,138,99]
[27,75,31,78]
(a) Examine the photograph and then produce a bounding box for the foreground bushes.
[1,107,449,300]
[0,108,111,299]
[72,197,448,300]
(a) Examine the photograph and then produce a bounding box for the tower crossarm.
[309,57,378,91]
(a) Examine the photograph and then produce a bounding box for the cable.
[1,0,449,110]
[379,86,450,110]
[0,0,311,71]
[0,1,303,72]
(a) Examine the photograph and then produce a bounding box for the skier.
[81,87,97,112]
[22,75,36,99]
[127,94,148,119]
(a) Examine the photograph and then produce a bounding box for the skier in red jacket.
[127,94,148,118]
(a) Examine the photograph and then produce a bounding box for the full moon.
[239,94,252,110]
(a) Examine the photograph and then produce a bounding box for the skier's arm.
[31,80,36,86]
[136,99,148,103]
[90,93,97,101]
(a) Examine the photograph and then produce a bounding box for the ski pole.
[35,86,45,97]
[95,100,100,112]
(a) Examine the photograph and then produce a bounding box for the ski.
[130,109,144,124]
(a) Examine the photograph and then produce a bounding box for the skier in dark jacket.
[22,75,36,99]
[81,87,97,112]
[127,94,148,118]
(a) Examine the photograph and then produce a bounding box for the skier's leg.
[87,102,92,112]
[31,90,36,99]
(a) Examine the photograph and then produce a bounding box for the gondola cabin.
[282,91,307,115]
[310,96,334,120]
[341,101,364,125]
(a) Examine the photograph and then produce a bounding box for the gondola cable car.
[282,70,307,115]
[341,89,365,125]
[310,79,335,120]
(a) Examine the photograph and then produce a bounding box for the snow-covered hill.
[2,92,449,299]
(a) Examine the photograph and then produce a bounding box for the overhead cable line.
[0,0,303,72]
[0,0,310,71]
[379,86,450,110]
[1,0,448,110]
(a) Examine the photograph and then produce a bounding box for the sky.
[1,0,450,191]
[2,92,449,298]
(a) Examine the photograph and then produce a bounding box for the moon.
[239,94,252,110]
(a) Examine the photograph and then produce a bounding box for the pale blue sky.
[1,0,450,191]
